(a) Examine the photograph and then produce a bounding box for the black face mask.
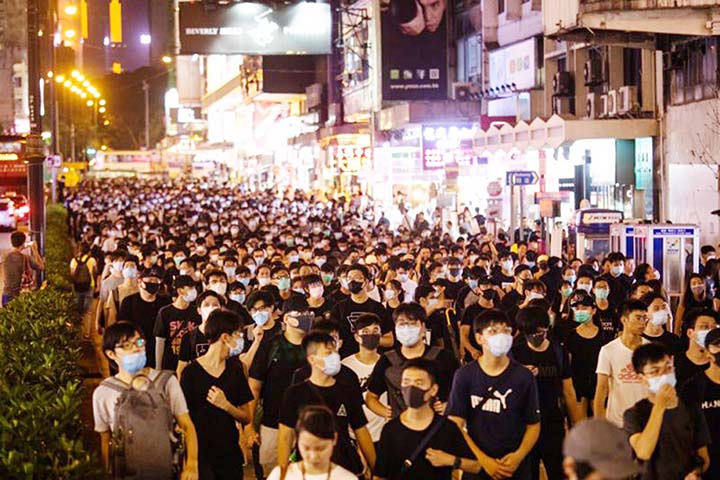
[526,331,546,348]
[348,281,365,295]
[401,385,430,409]
[143,282,161,295]
[481,289,495,300]
[293,313,315,333]
[714,352,720,365]
[360,333,381,350]
[449,268,462,278]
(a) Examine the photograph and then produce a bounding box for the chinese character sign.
[421,125,478,170]
[334,146,372,174]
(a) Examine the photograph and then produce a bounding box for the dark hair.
[393,302,427,324]
[414,284,435,302]
[684,308,717,331]
[386,280,405,303]
[205,309,242,343]
[514,264,531,277]
[620,299,647,317]
[296,405,336,439]
[197,290,226,308]
[348,264,370,280]
[311,319,340,336]
[640,291,666,307]
[630,282,651,297]
[523,279,547,294]
[354,313,380,331]
[606,252,625,264]
[246,290,275,310]
[515,306,550,334]
[701,245,716,255]
[473,309,510,334]
[102,321,143,364]
[205,268,228,283]
[303,274,323,287]
[683,274,707,306]
[633,263,654,282]
[302,331,336,356]
[10,231,25,248]
[632,342,670,374]
[403,358,438,385]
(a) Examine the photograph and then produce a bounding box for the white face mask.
[650,310,669,327]
[257,277,271,287]
[200,305,218,322]
[309,285,324,299]
[208,282,227,296]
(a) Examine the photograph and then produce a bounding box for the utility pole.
[27,0,47,275]
[142,80,150,149]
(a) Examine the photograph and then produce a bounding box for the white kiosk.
[610,224,636,259]
[575,209,624,261]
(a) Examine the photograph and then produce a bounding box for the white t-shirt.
[267,463,357,480]
[92,369,189,433]
[596,337,649,427]
[342,354,388,442]
[400,279,417,303]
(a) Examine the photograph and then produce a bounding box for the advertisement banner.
[179,2,331,55]
[421,125,478,170]
[488,38,537,91]
[381,0,448,101]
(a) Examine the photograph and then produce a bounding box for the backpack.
[102,371,176,479]
[385,346,442,414]
[73,255,92,291]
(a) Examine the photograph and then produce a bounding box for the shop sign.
[380,0,448,101]
[506,170,538,186]
[179,2,331,55]
[333,146,371,174]
[488,38,537,91]
[422,125,479,170]
[487,181,502,197]
[652,227,696,237]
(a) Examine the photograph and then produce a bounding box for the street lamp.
[162,55,172,64]
[64,4,78,15]
[86,100,94,107]
[64,29,76,39]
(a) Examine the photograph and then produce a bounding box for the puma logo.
[493,388,512,410]
[471,388,513,414]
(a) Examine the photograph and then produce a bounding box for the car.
[0,199,17,231]
[6,194,29,222]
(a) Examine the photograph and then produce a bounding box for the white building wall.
[665,99,720,245]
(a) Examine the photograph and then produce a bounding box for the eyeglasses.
[116,337,145,350]
[484,326,513,336]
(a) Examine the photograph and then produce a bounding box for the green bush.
[0,205,100,479]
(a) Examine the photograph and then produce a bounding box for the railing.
[580,0,720,12]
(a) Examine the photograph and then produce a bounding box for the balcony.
[544,0,720,39]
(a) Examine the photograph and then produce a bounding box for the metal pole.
[70,124,76,161]
[143,80,150,148]
[509,185,516,243]
[519,186,525,242]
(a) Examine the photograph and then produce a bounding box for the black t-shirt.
[642,331,683,356]
[598,273,631,307]
[460,303,491,353]
[511,340,572,422]
[437,279,465,303]
[331,297,393,358]
[290,363,359,388]
[566,329,609,400]
[367,346,459,414]
[675,352,710,386]
[595,305,620,338]
[498,290,523,325]
[179,327,209,363]
[279,379,367,474]
[118,293,171,368]
[179,358,254,464]
[374,415,473,480]
[426,309,453,348]
[623,399,710,480]
[226,300,253,326]
[153,304,201,371]
[680,371,720,480]
[248,334,307,428]
[492,272,515,289]
[310,298,335,323]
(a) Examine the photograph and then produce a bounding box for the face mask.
[486,333,513,357]
[174,257,185,267]
[611,265,624,277]
[253,311,270,326]
[320,352,341,377]
[692,285,705,295]
[647,372,677,394]
[142,282,161,295]
[564,276,576,284]
[120,351,146,375]
[577,283,592,293]
[360,333,381,350]
[229,293,245,304]
[650,310,669,326]
[384,289,396,301]
[526,331,546,348]
[277,278,291,291]
[309,286,324,299]
[561,287,573,297]
[255,256,265,266]
[224,266,236,277]
[340,278,350,290]
[395,325,421,347]
[315,258,326,268]
[122,267,137,279]
[209,282,227,296]
[427,298,440,308]
[468,279,479,290]
[292,313,315,332]
[695,329,713,348]
[401,385,430,409]
[502,260,514,271]
[200,306,217,322]
[714,351,720,364]
[573,309,592,324]
[183,288,197,303]
[348,280,365,295]
[258,277,271,287]
[594,288,609,300]
[113,261,125,272]
[398,273,409,283]
[527,292,544,301]
[449,268,462,278]
[321,273,334,284]
[239,277,251,287]
[481,289,495,300]
[247,264,257,275]
[229,336,244,357]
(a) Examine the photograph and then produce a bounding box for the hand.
[470,348,481,360]
[482,457,507,480]
[425,449,455,468]
[497,451,523,477]
[252,324,265,343]
[655,383,677,410]
[381,404,393,419]
[244,424,261,446]
[684,472,700,480]
[207,386,230,411]
[432,401,447,415]
[180,461,199,480]
[398,1,426,36]
[525,365,539,376]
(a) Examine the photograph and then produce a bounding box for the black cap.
[140,267,164,280]
[705,327,720,349]
[282,295,310,314]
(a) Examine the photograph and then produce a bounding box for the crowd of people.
[64,178,720,479]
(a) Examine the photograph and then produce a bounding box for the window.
[670,38,718,105]
[499,0,505,14]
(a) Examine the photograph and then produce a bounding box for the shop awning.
[475,114,658,154]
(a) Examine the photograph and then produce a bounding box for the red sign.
[334,146,371,174]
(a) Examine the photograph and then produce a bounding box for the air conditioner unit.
[586,93,601,119]
[452,82,473,101]
[600,94,609,118]
[583,59,602,86]
[607,90,618,117]
[552,97,572,116]
[618,85,638,114]
[552,71,573,97]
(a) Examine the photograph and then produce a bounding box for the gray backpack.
[102,371,175,479]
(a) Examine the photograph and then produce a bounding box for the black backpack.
[73,255,92,291]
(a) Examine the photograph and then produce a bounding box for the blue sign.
[652,227,696,236]
[506,170,539,186]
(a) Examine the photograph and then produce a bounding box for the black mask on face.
[143,282,161,295]
[292,313,315,333]
[348,280,365,295]
[526,331,546,348]
[482,289,495,300]
[360,333,381,350]
[401,385,430,409]
[713,351,720,365]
